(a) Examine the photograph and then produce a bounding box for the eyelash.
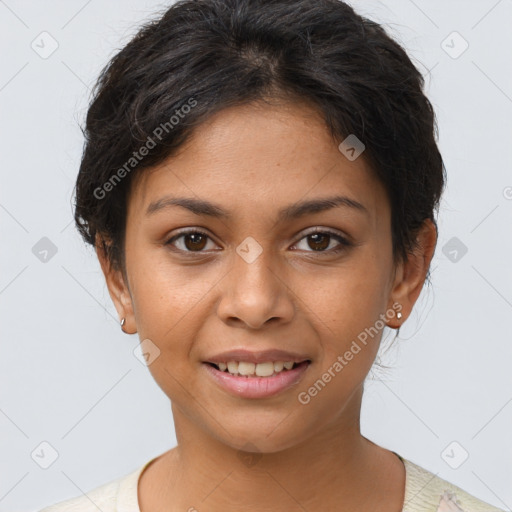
[164,228,352,256]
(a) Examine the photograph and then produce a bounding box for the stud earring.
[120,318,126,329]
[396,312,403,320]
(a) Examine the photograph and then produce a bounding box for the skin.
[97,98,437,511]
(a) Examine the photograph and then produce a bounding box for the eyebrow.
[145,194,369,221]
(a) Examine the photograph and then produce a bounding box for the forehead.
[127,100,388,224]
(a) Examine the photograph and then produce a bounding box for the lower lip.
[203,361,310,399]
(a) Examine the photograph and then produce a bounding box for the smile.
[210,360,302,377]
[203,360,311,399]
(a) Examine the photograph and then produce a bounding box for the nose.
[216,243,295,330]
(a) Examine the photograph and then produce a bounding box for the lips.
[202,348,311,399]
[203,360,310,398]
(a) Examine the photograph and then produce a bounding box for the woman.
[39,0,505,510]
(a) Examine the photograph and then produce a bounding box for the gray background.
[1,0,511,510]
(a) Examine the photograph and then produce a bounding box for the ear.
[95,235,137,334]
[386,219,437,328]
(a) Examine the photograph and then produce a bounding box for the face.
[100,99,432,453]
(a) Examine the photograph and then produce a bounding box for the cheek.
[127,246,213,334]
[128,262,212,394]
[294,258,390,379]
[296,260,389,327]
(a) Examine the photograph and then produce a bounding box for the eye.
[165,229,218,253]
[292,229,352,254]
[165,228,352,255]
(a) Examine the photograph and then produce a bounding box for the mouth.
[205,360,310,378]
[202,359,311,399]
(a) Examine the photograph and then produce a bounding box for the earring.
[396,312,403,320]
[120,318,126,329]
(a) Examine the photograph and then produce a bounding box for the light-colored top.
[38,453,506,512]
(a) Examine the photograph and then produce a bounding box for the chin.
[209,416,309,455]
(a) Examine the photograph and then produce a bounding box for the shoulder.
[402,458,506,512]
[37,460,151,512]
[37,478,120,512]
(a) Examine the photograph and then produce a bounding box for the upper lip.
[205,349,311,365]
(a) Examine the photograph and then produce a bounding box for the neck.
[141,386,404,511]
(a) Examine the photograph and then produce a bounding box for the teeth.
[274,361,284,372]
[227,361,239,374]
[238,362,255,375]
[255,361,275,377]
[214,360,301,377]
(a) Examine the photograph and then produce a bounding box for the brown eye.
[294,230,351,254]
[183,233,208,251]
[165,230,215,253]
[307,233,330,251]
